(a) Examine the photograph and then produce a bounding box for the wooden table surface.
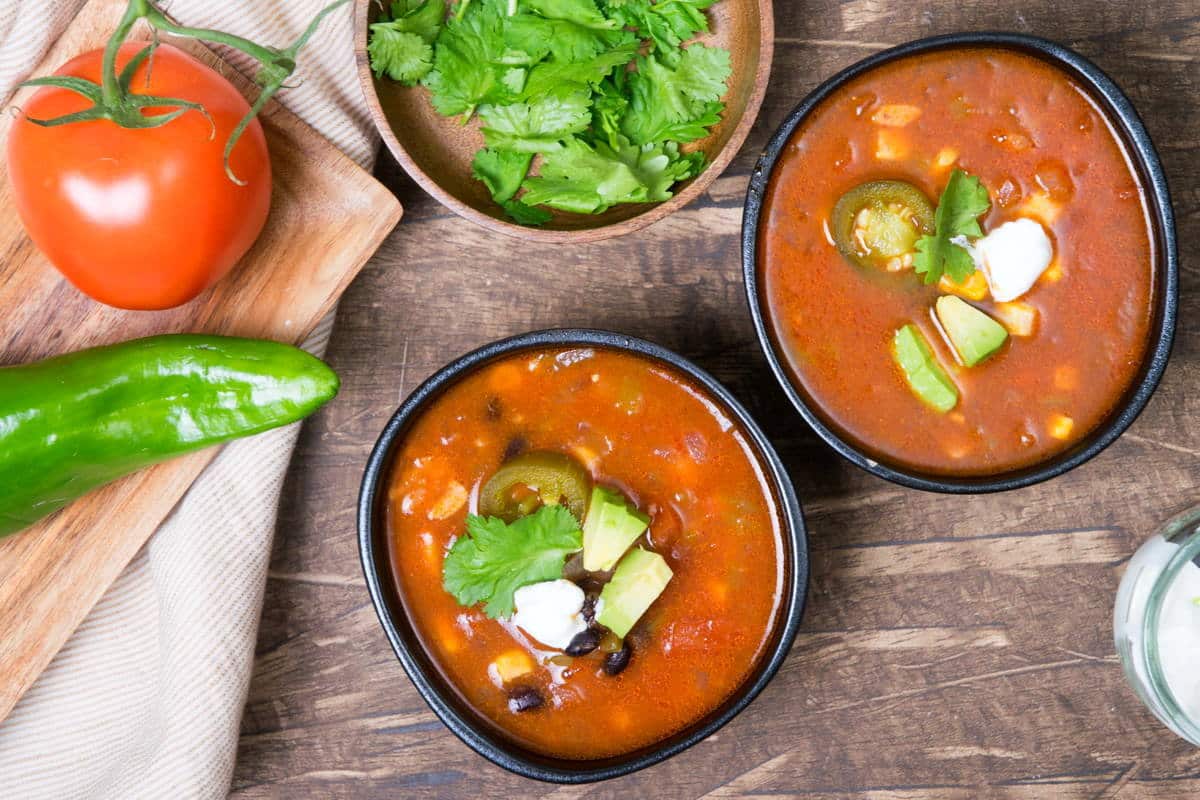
[231,2,1200,797]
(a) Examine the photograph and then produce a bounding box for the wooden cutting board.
[0,0,402,722]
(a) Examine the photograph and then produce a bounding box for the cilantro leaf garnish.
[621,46,732,145]
[519,43,638,100]
[914,168,991,284]
[523,0,619,29]
[423,0,507,117]
[504,14,630,64]
[603,0,717,65]
[384,0,446,43]
[442,505,583,619]
[520,136,703,213]
[472,148,534,204]
[478,90,592,152]
[367,27,434,84]
[503,199,554,225]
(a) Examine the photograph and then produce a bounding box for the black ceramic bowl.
[358,329,809,783]
[742,32,1178,494]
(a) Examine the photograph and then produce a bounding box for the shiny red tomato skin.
[6,43,271,310]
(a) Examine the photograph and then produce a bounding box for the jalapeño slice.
[479,451,591,523]
[832,180,935,272]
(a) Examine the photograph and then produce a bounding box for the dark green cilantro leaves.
[367,0,445,85]
[602,0,716,65]
[914,168,991,284]
[368,0,732,224]
[621,46,731,145]
[478,89,592,151]
[368,28,434,84]
[422,0,508,117]
[442,505,583,618]
[472,148,533,203]
[520,137,704,213]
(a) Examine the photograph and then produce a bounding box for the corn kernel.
[992,302,1038,337]
[871,104,922,127]
[490,650,534,686]
[875,129,910,161]
[1019,192,1063,225]
[1041,261,1064,284]
[1048,414,1075,440]
[932,147,959,171]
[939,270,989,301]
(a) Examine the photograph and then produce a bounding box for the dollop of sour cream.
[511,579,587,650]
[953,218,1053,302]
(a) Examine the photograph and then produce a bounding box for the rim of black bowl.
[741,31,1179,494]
[357,329,809,783]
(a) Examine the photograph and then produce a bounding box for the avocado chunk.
[892,324,958,413]
[596,548,673,638]
[935,295,1009,367]
[582,487,650,572]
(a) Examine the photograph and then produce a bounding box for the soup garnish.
[443,477,673,643]
[387,347,782,758]
[759,47,1154,476]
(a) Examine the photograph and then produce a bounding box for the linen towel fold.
[0,2,377,796]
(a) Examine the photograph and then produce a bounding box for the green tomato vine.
[18,0,349,183]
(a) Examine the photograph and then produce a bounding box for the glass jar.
[1114,505,1200,746]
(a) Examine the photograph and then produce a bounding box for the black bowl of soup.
[743,32,1177,493]
[358,329,808,782]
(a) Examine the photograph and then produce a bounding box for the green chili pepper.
[0,334,339,537]
[479,451,592,523]
[831,180,935,272]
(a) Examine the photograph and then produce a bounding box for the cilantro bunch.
[368,0,732,225]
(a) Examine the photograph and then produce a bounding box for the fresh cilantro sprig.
[367,0,446,85]
[913,168,991,285]
[367,0,732,224]
[442,505,583,619]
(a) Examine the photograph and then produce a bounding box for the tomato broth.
[386,347,784,759]
[759,47,1155,476]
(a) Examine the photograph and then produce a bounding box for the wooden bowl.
[353,0,773,243]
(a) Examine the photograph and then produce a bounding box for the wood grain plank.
[0,0,402,723]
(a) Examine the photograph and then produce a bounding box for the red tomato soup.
[387,347,784,759]
[759,47,1155,476]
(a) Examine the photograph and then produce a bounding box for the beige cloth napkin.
[0,2,377,797]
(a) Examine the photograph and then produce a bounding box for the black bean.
[507,686,543,713]
[580,594,597,625]
[502,436,528,461]
[602,642,632,676]
[565,628,600,656]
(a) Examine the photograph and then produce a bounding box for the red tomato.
[6,43,271,310]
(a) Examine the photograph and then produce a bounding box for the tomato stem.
[16,0,350,184]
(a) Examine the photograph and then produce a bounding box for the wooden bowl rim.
[353,0,774,243]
